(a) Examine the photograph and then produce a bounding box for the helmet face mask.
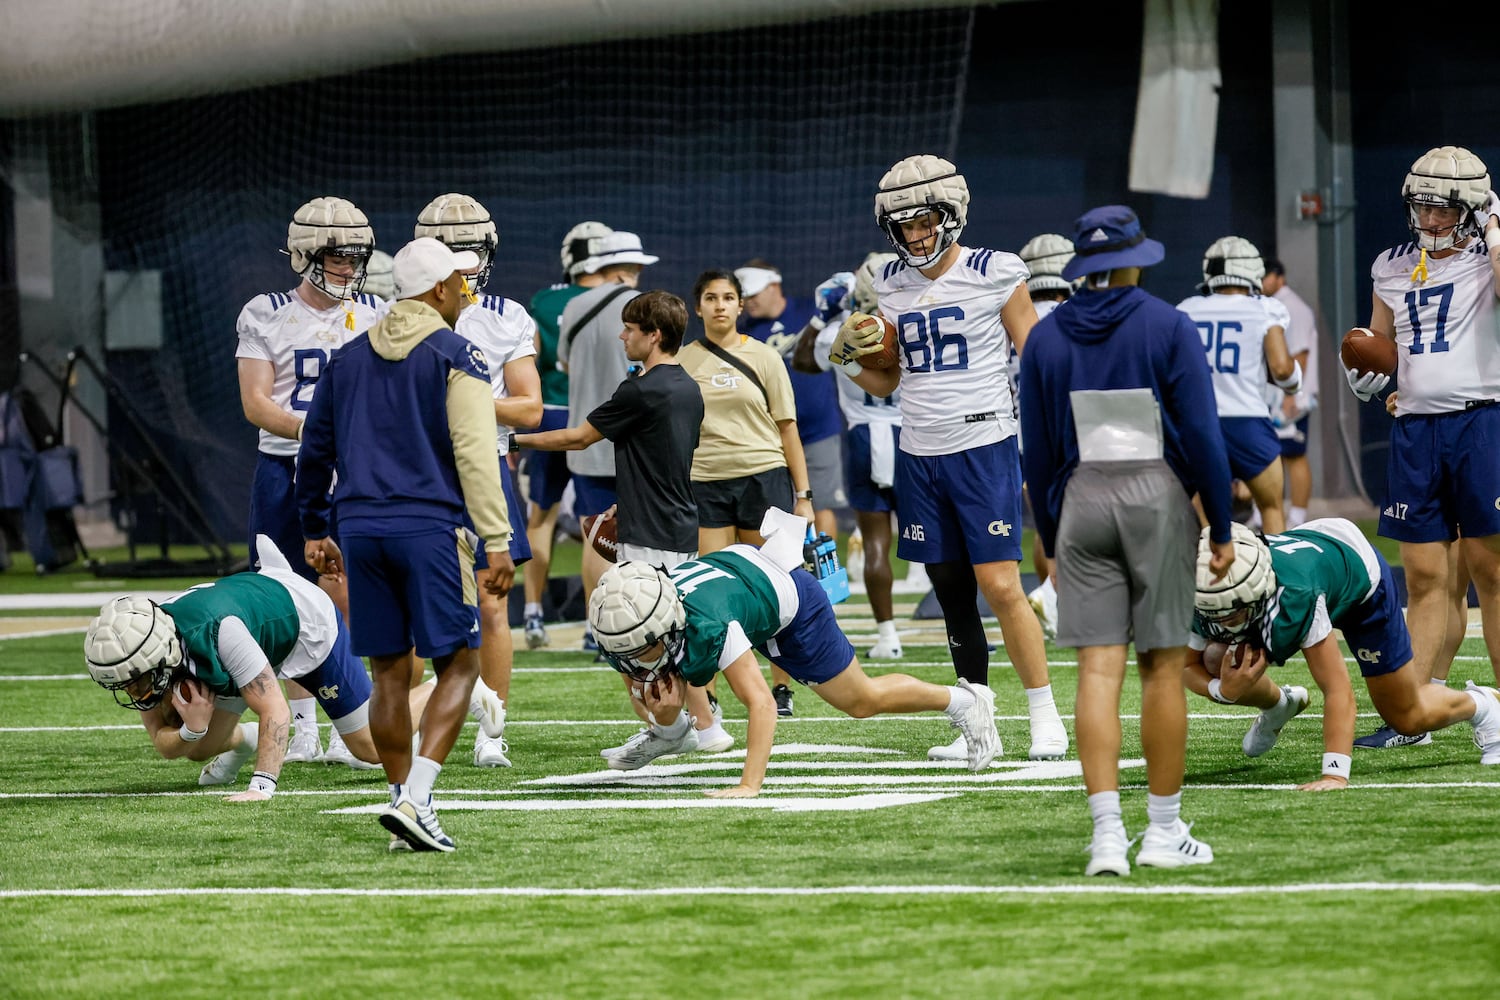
[874,154,969,268]
[1402,145,1490,252]
[84,597,185,711]
[415,193,499,292]
[560,221,613,280]
[1193,524,1276,646]
[589,562,687,683]
[286,197,375,302]
[1201,236,1265,293]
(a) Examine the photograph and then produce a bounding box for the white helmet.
[1019,233,1076,295]
[1403,145,1491,251]
[874,154,969,268]
[84,596,184,710]
[363,249,396,302]
[415,193,498,292]
[852,251,899,314]
[286,196,374,300]
[560,221,613,280]
[587,561,686,682]
[1201,235,1265,293]
[1193,524,1276,644]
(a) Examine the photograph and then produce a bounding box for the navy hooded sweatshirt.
[1018,285,1232,557]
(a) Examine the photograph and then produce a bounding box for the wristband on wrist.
[1485,227,1500,252]
[839,359,864,377]
[248,771,278,796]
[294,420,304,442]
[1207,678,1237,704]
[1273,359,1303,392]
[807,316,827,331]
[1321,752,1351,779]
[178,723,208,743]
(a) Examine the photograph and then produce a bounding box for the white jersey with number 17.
[874,247,1028,456]
[1371,239,1500,416]
[234,289,386,458]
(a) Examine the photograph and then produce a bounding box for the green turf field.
[2,559,1498,998]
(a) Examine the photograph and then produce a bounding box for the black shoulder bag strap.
[699,337,770,407]
[559,286,633,358]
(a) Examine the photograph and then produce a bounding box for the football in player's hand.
[581,513,619,563]
[1340,327,1397,377]
[858,316,900,371]
[1203,642,1230,677]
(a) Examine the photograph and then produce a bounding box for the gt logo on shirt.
[1356,648,1382,665]
[710,372,742,390]
[317,684,340,700]
[988,520,1012,537]
[902,523,926,542]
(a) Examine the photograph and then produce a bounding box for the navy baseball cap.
[1061,205,1165,281]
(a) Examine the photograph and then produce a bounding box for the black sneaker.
[772,684,794,718]
[1353,724,1432,749]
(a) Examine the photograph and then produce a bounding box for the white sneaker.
[893,562,931,594]
[1242,685,1309,757]
[1027,583,1058,640]
[1028,712,1069,761]
[198,743,254,786]
[320,727,380,769]
[694,724,735,754]
[523,613,548,650]
[844,529,865,584]
[603,726,699,770]
[468,683,506,739]
[951,679,999,772]
[1467,682,1500,765]
[1136,819,1213,868]
[867,635,904,659]
[473,732,513,768]
[284,725,321,763]
[929,732,1001,761]
[1084,824,1131,877]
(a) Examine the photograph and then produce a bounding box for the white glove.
[1345,366,1391,402]
[828,311,886,366]
[814,272,856,321]
[1481,189,1500,233]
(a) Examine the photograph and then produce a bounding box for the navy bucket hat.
[1061,205,1165,281]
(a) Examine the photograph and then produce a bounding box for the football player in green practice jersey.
[589,543,1002,797]
[1186,521,1500,789]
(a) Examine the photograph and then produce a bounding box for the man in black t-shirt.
[515,290,727,766]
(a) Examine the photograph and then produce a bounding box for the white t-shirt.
[1176,291,1291,418]
[1371,239,1500,416]
[874,247,1027,455]
[456,293,539,449]
[234,289,386,457]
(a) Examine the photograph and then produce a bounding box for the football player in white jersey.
[416,193,542,768]
[1343,145,1500,750]
[830,154,1069,762]
[794,252,908,659]
[1175,236,1301,534]
[235,196,385,766]
[1016,233,1076,642]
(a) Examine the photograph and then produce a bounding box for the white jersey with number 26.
[874,246,1027,456]
[456,293,539,448]
[1175,292,1290,419]
[1371,239,1500,416]
[234,289,386,458]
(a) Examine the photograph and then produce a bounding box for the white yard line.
[4,881,1498,900]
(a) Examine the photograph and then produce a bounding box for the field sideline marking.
[4,882,1499,899]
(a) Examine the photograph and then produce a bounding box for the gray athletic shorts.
[804,434,846,509]
[1054,460,1198,652]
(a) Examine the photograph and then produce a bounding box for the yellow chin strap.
[1409,247,1429,285]
[461,275,479,305]
[343,302,357,331]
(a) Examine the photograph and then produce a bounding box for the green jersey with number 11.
[666,548,787,687]
[1258,518,1383,664]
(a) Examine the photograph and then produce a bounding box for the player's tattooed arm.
[237,664,289,786]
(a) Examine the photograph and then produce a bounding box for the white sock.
[289,698,315,735]
[238,722,259,754]
[1288,505,1308,527]
[1037,576,1056,600]
[407,755,442,803]
[1431,677,1450,686]
[1088,790,1122,830]
[389,782,401,804]
[1269,687,1288,712]
[1025,684,1057,718]
[1467,687,1498,727]
[944,684,977,719]
[1146,791,1182,829]
[655,710,691,740]
[877,619,899,641]
[524,602,543,618]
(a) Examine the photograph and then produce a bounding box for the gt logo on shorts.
[1356,648,1382,665]
[318,684,340,700]
[988,520,1012,536]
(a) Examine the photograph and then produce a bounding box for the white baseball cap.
[734,266,781,298]
[393,236,480,300]
[579,231,658,274]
